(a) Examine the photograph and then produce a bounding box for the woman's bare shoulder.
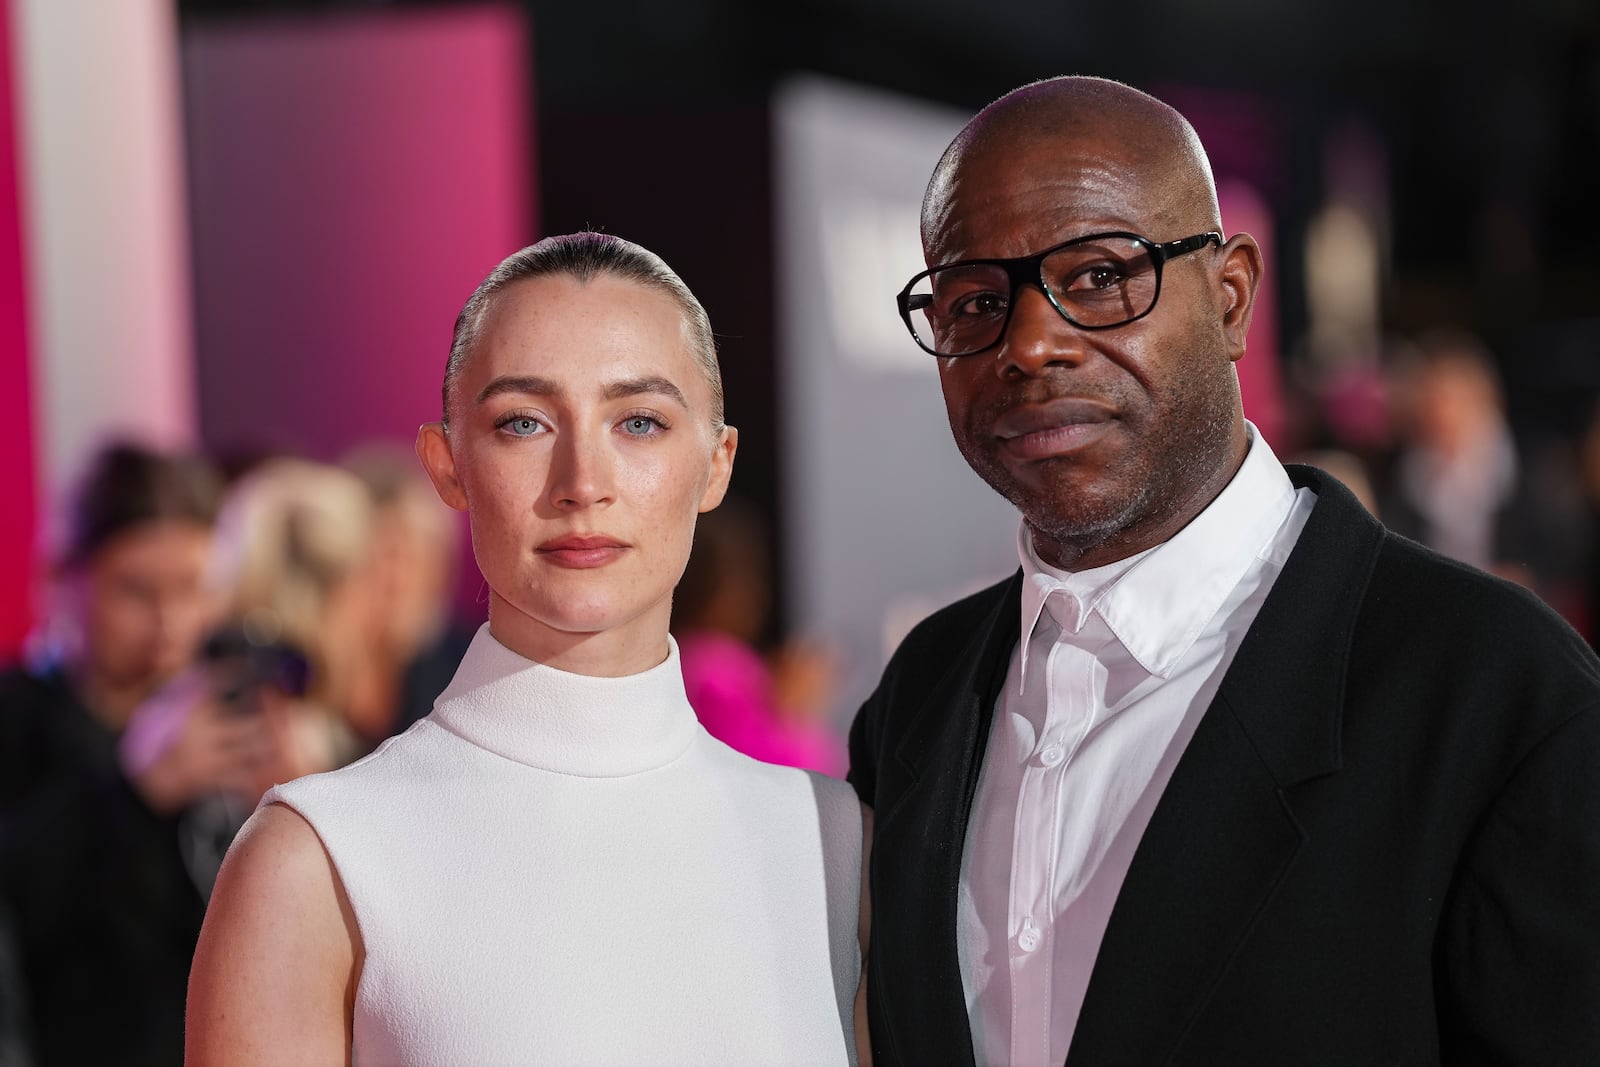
[206,801,354,933]
[242,797,339,864]
[186,801,360,1066]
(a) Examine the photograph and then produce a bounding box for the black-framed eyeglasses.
[895,230,1223,358]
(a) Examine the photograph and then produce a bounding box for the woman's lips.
[536,535,629,569]
[994,398,1115,461]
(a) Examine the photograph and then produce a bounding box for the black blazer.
[848,465,1600,1066]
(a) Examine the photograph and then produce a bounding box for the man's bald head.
[914,73,1263,573]
[922,76,1221,258]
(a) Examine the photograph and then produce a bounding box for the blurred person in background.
[187,232,862,1066]
[0,441,276,1066]
[1378,329,1530,577]
[1377,328,1515,575]
[341,443,475,750]
[203,454,383,779]
[672,492,846,775]
[1376,326,1591,615]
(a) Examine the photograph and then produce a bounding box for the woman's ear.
[698,425,739,513]
[1216,233,1264,364]
[416,423,468,511]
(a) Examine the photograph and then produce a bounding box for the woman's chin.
[494,601,651,646]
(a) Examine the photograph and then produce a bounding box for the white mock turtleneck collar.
[426,624,700,778]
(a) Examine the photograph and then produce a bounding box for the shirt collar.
[1016,422,1298,681]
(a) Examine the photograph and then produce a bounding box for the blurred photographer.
[1,446,371,1067]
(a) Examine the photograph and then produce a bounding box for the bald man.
[847,76,1600,1066]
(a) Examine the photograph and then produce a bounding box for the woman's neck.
[485,595,671,678]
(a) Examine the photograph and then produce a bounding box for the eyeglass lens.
[905,236,1159,356]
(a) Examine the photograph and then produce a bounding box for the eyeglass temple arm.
[1158,231,1224,260]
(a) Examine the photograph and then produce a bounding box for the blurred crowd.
[1285,324,1600,646]
[0,438,476,1067]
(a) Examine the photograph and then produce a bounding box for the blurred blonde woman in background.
[204,455,382,777]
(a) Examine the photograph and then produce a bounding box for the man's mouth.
[993,398,1116,461]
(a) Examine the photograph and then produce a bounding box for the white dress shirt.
[956,426,1316,1067]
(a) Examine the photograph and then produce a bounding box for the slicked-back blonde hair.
[442,231,724,431]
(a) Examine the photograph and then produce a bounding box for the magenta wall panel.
[183,3,533,465]
[0,0,38,656]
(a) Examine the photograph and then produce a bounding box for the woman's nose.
[547,429,616,510]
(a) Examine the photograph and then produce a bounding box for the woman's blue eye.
[503,417,541,436]
[622,416,661,436]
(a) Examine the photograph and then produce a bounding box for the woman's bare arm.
[186,802,361,1066]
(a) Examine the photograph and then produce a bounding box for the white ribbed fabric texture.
[265,625,860,1067]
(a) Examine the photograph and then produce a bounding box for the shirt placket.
[1008,592,1096,1067]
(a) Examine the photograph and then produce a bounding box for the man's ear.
[416,422,468,511]
[697,425,739,513]
[1216,233,1264,364]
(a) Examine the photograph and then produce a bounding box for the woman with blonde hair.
[206,455,379,773]
[187,232,862,1066]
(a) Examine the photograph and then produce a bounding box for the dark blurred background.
[7,0,1600,662]
[187,0,1600,607]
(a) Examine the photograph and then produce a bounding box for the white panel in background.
[773,75,1020,726]
[12,0,195,542]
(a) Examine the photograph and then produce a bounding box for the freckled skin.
[922,78,1262,572]
[417,274,736,677]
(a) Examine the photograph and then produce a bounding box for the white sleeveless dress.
[264,625,860,1067]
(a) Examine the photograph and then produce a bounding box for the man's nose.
[994,284,1090,378]
[547,429,616,511]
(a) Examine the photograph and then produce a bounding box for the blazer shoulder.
[1371,530,1599,677]
[1286,465,1595,682]
[1344,530,1600,782]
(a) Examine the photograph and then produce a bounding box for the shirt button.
[1039,744,1065,767]
[1018,928,1041,952]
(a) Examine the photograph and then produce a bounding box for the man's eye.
[1063,264,1126,291]
[1090,266,1126,288]
[951,291,1007,317]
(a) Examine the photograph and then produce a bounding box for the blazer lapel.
[1067,468,1386,1066]
[870,572,1021,1067]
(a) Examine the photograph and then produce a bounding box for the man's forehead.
[922,97,1210,258]
[924,140,1158,260]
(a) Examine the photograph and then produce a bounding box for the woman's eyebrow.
[601,376,687,407]
[476,374,561,404]
[474,374,688,408]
